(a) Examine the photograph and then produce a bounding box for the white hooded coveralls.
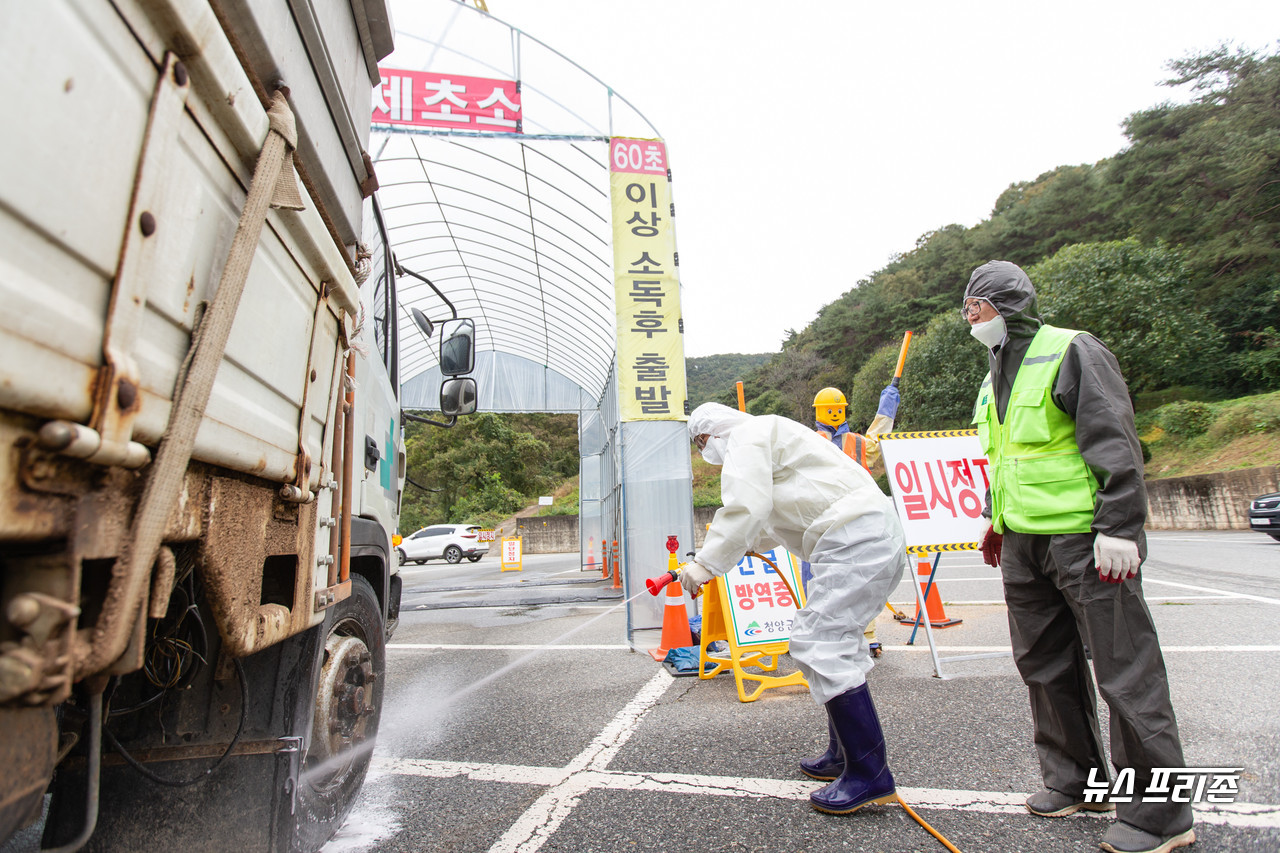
[689,404,907,704]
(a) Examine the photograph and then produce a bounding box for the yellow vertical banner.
[609,137,687,421]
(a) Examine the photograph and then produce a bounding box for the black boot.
[809,684,896,814]
[799,717,843,781]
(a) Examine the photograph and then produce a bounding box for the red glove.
[980,524,1003,567]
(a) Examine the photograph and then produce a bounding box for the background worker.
[683,403,907,815]
[812,385,899,469]
[811,385,902,658]
[962,260,1194,853]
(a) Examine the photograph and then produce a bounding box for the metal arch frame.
[381,137,611,226]
[375,0,665,407]
[389,224,612,299]
[382,1,695,656]
[380,171,613,271]
[391,4,662,141]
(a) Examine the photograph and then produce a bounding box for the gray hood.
[963,260,1042,341]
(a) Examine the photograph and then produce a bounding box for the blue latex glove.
[878,385,900,419]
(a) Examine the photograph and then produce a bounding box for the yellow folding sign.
[698,549,808,702]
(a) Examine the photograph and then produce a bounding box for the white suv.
[398,524,489,565]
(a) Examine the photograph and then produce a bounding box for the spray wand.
[645,566,684,595]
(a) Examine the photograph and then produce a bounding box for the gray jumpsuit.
[966,262,1193,838]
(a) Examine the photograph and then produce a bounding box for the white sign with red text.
[500,537,523,572]
[722,549,806,647]
[878,431,990,554]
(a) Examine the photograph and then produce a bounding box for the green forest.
[725,45,1279,431]
[402,45,1280,531]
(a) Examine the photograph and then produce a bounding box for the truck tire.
[444,545,463,564]
[287,574,385,852]
[42,576,385,853]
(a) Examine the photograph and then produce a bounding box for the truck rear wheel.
[41,575,385,853]
[287,574,385,852]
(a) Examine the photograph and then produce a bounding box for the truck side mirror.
[439,318,475,376]
[440,377,477,416]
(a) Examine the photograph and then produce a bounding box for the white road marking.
[891,599,1010,606]
[487,668,675,853]
[877,645,1280,653]
[1140,577,1280,606]
[388,643,631,651]
[1149,534,1263,541]
[888,594,1240,606]
[375,757,1280,830]
[387,641,1279,654]
[892,576,1003,583]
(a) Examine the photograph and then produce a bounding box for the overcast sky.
[392,2,1279,358]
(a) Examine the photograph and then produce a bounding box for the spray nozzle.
[645,568,681,595]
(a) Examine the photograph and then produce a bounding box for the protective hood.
[963,260,1042,341]
[688,403,752,444]
[689,403,752,465]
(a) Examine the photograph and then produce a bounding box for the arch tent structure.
[375,0,695,640]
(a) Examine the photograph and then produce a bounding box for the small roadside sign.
[501,537,523,572]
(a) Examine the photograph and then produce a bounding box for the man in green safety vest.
[962,261,1193,853]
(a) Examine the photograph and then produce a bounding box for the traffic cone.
[649,578,693,661]
[905,558,962,628]
[585,538,596,572]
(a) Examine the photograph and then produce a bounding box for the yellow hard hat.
[813,387,847,427]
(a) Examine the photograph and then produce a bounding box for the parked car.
[1249,492,1280,541]
[398,524,489,564]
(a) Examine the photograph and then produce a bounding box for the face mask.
[969,314,1007,349]
[700,436,728,466]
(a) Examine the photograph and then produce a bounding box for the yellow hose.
[895,793,963,853]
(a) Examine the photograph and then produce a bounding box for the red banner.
[374,68,522,133]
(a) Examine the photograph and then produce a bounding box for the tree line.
[403,45,1279,529]
[723,45,1279,431]
[400,413,579,532]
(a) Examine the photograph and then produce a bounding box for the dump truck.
[0,1,443,849]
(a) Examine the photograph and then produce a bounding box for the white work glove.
[680,561,714,597]
[1093,532,1140,583]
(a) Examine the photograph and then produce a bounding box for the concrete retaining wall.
[506,466,1277,551]
[1145,465,1277,530]
[497,515,580,554]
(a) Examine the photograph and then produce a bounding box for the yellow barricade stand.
[698,551,808,703]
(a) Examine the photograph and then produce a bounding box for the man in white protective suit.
[683,403,908,815]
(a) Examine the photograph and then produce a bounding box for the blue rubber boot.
[799,718,843,781]
[809,684,896,814]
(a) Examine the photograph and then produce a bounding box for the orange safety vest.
[816,428,868,470]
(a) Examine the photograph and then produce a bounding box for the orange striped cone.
[906,558,962,628]
[585,538,596,571]
[649,578,693,661]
